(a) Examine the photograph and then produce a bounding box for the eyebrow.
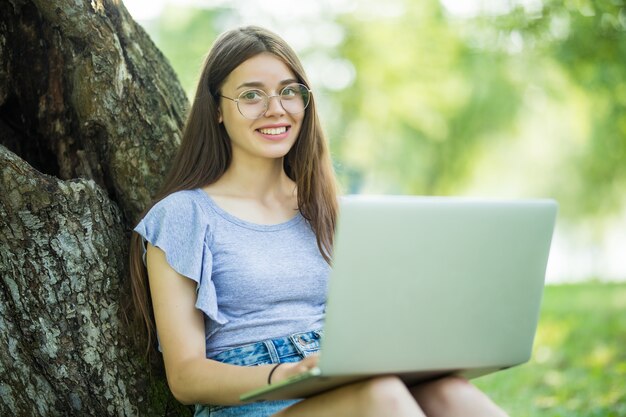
[235,79,299,91]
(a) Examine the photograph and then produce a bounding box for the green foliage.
[469,0,626,217]
[549,2,626,217]
[140,5,235,99]
[475,282,626,416]
[335,1,523,195]
[136,0,626,220]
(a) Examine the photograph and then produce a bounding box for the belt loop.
[264,340,280,363]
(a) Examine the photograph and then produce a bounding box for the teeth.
[258,127,287,135]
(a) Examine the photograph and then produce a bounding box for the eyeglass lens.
[237,83,310,119]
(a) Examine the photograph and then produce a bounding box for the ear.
[217,108,223,123]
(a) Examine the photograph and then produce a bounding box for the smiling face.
[219,52,305,167]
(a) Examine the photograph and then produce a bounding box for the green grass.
[474,282,626,416]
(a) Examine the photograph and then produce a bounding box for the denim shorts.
[194,329,323,417]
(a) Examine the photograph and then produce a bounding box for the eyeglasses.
[220,83,312,119]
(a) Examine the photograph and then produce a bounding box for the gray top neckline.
[193,188,303,232]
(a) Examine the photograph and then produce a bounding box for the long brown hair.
[129,26,338,355]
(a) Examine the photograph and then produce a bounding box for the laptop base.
[240,366,512,402]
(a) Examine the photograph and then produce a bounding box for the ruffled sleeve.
[133,191,228,325]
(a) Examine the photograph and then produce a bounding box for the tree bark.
[1,0,191,415]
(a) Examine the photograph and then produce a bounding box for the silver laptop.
[241,195,558,402]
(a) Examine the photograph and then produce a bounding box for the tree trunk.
[1,0,191,415]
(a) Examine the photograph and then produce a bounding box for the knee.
[431,375,473,395]
[358,376,416,416]
[416,376,475,406]
[413,377,494,415]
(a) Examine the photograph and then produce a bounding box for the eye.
[281,86,299,98]
[240,90,264,102]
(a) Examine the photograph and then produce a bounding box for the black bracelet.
[267,363,283,385]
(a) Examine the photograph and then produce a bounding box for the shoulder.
[154,189,205,209]
[134,189,217,284]
[135,189,214,236]
[148,189,210,219]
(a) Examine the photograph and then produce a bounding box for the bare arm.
[146,243,317,405]
[147,243,277,405]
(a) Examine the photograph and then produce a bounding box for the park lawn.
[474,281,626,417]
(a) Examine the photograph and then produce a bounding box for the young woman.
[129,26,509,417]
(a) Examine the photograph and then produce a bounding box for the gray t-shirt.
[134,189,330,357]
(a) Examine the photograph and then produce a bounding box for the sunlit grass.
[474,282,626,416]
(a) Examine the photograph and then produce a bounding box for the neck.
[216,156,295,201]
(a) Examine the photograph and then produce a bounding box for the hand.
[270,354,319,384]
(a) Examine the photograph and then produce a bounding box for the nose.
[264,94,285,117]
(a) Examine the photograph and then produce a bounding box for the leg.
[272,376,426,417]
[410,376,509,417]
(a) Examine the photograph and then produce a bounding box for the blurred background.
[121,1,625,414]
[123,0,626,284]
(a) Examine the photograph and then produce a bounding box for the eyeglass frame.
[219,83,312,120]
